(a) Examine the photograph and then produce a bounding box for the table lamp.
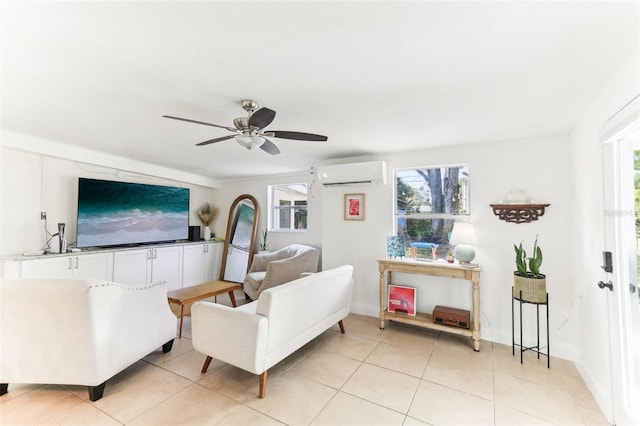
[449,222,477,263]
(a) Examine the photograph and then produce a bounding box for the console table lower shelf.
[381,310,475,338]
[378,258,481,351]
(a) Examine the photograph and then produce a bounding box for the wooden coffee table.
[167,280,242,338]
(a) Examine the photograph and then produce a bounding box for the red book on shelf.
[388,285,416,316]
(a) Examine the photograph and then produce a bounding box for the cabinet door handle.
[74,257,79,269]
[153,249,158,259]
[68,257,73,270]
[147,250,152,260]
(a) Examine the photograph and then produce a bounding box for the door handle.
[598,280,613,291]
[631,283,637,294]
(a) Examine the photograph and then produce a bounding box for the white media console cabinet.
[1,241,224,292]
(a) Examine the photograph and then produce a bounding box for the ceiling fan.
[163,99,328,155]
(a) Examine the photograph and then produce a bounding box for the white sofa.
[0,278,177,401]
[192,264,354,398]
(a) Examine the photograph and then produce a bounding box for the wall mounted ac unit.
[316,161,387,186]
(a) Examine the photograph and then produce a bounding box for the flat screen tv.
[76,178,190,248]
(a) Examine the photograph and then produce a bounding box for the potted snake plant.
[513,235,547,303]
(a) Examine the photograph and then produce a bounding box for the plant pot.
[203,226,212,241]
[513,273,547,303]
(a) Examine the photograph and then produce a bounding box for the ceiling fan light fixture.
[235,135,265,150]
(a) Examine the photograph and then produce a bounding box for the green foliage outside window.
[395,165,469,258]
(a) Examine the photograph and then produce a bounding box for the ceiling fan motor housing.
[233,117,250,131]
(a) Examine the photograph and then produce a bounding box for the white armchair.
[0,278,177,401]
[243,244,320,300]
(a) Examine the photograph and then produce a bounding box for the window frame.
[394,163,470,258]
[268,183,309,233]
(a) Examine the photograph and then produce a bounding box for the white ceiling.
[2,1,638,181]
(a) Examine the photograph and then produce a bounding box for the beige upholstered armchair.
[243,244,320,300]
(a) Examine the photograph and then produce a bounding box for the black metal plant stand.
[512,288,550,368]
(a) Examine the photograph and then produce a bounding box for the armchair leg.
[338,320,345,334]
[88,381,106,402]
[162,338,175,353]
[201,356,213,373]
[0,383,8,396]
[259,370,267,398]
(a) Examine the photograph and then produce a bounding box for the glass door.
[602,123,640,425]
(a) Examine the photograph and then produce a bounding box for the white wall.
[0,146,217,260]
[570,50,639,422]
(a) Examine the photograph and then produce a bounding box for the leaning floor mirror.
[220,194,259,283]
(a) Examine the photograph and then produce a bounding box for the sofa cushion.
[256,265,354,357]
[245,271,266,291]
[237,300,258,314]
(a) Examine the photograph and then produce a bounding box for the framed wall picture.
[344,193,365,220]
[388,285,416,316]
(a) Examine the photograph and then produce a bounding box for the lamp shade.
[449,222,477,245]
[450,222,477,263]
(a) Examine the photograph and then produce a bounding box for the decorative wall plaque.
[489,204,550,224]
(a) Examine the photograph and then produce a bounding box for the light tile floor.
[0,314,609,425]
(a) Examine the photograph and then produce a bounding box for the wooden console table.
[378,258,481,351]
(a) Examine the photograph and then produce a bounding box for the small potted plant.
[259,228,269,253]
[197,202,218,241]
[513,235,546,303]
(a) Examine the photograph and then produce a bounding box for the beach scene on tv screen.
[77,179,189,248]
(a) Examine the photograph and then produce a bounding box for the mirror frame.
[219,194,260,281]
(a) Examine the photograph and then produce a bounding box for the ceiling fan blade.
[163,115,238,132]
[259,138,281,155]
[248,108,276,129]
[196,135,236,146]
[270,131,328,141]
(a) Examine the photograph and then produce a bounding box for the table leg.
[512,288,515,356]
[229,290,237,307]
[519,293,523,364]
[178,305,184,338]
[536,303,540,359]
[546,293,550,368]
[472,273,481,351]
[379,265,387,329]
